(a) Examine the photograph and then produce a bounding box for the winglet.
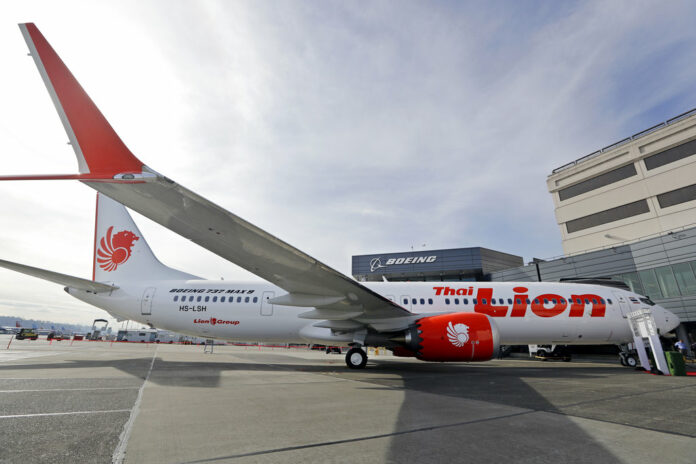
[19,23,145,177]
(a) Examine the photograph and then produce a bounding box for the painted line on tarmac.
[0,409,131,419]
[179,410,535,463]
[112,345,158,464]
[0,386,140,393]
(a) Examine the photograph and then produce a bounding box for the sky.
[1,0,696,325]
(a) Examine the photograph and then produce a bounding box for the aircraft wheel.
[619,356,627,366]
[626,355,638,368]
[346,347,367,369]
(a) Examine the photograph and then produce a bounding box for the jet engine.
[394,312,500,362]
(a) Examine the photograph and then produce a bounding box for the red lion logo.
[96,226,139,272]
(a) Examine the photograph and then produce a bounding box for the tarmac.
[1,336,695,464]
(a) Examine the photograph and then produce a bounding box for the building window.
[654,265,680,298]
[620,272,644,295]
[673,262,696,295]
[656,183,696,208]
[558,163,637,201]
[565,199,650,233]
[644,138,696,170]
[638,269,663,299]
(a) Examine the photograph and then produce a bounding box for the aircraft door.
[612,291,630,318]
[261,291,274,316]
[141,287,156,315]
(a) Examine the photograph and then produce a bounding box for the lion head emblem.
[96,226,139,272]
[446,321,470,347]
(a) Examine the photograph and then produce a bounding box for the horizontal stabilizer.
[0,259,117,293]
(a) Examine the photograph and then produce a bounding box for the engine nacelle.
[401,312,500,362]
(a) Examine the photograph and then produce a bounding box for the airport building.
[352,108,696,336]
[352,248,523,282]
[548,108,696,256]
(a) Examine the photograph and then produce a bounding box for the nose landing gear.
[345,346,368,369]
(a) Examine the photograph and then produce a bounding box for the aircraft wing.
[7,23,413,330]
[0,259,117,294]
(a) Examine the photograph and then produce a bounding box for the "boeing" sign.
[369,255,437,272]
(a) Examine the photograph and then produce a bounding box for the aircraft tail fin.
[94,193,199,282]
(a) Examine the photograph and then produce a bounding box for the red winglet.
[19,23,145,176]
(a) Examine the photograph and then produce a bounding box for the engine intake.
[400,312,500,362]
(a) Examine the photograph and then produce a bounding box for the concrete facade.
[548,109,696,256]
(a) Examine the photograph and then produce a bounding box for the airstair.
[627,309,669,375]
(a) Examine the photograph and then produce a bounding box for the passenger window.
[237,297,242,303]
[551,299,557,304]
[534,299,539,304]
[507,298,512,305]
[174,296,178,302]
[576,298,581,304]
[592,299,597,304]
[428,298,433,305]
[544,299,549,304]
[245,297,250,303]
[607,299,612,304]
[454,298,460,304]
[189,296,194,302]
[584,299,589,304]
[205,296,210,302]
[403,299,408,305]
[445,298,450,305]
[197,296,202,302]
[253,297,258,303]
[463,298,468,304]
[213,296,218,302]
[526,298,531,304]
[221,297,226,303]
[600,298,605,304]
[473,299,478,304]
[420,298,425,305]
[515,298,521,304]
[412,298,417,305]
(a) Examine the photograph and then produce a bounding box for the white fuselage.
[68,280,680,346]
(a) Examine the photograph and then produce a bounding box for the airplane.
[0,23,681,369]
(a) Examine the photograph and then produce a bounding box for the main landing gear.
[345,346,368,369]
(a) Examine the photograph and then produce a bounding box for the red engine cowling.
[402,312,500,362]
